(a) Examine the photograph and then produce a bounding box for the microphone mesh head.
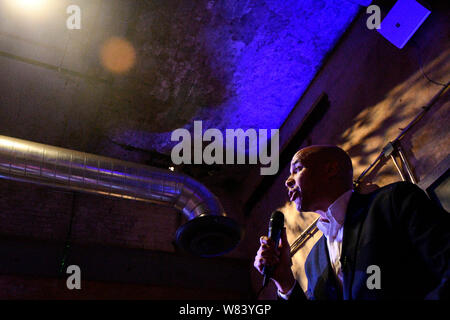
[270,210,284,229]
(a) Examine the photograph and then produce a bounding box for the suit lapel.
[341,192,370,300]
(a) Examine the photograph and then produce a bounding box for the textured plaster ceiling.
[0,0,361,179]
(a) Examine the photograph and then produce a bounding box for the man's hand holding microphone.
[253,211,296,296]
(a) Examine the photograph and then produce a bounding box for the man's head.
[285,145,353,212]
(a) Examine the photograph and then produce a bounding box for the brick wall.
[0,179,178,252]
[0,274,248,300]
[0,179,252,299]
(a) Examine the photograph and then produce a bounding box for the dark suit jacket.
[287,182,450,300]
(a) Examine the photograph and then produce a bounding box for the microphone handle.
[262,228,282,288]
[262,269,271,288]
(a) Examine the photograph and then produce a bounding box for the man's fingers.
[260,236,280,254]
[260,250,279,260]
[260,243,279,252]
[254,256,280,269]
[257,244,280,258]
[254,232,288,278]
[260,236,275,246]
[259,236,267,244]
[255,246,281,264]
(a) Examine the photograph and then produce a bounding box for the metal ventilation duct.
[0,135,241,257]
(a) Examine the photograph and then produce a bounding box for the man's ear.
[326,161,339,178]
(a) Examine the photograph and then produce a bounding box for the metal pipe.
[290,217,320,257]
[0,135,241,257]
[390,154,407,181]
[355,83,449,185]
[397,145,417,184]
[393,84,449,142]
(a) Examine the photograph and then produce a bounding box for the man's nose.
[285,175,295,189]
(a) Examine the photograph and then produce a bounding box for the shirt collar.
[316,189,353,241]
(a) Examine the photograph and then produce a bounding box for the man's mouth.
[289,188,301,202]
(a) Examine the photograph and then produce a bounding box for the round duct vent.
[175,215,242,257]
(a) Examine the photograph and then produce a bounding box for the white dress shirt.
[278,189,353,299]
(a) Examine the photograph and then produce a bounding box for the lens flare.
[4,0,51,18]
[100,37,136,74]
[16,0,47,10]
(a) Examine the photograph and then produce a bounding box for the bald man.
[254,145,450,300]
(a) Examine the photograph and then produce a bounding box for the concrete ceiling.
[0,0,361,187]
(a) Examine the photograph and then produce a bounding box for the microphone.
[262,210,284,288]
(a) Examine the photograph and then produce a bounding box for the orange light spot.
[100,37,136,74]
